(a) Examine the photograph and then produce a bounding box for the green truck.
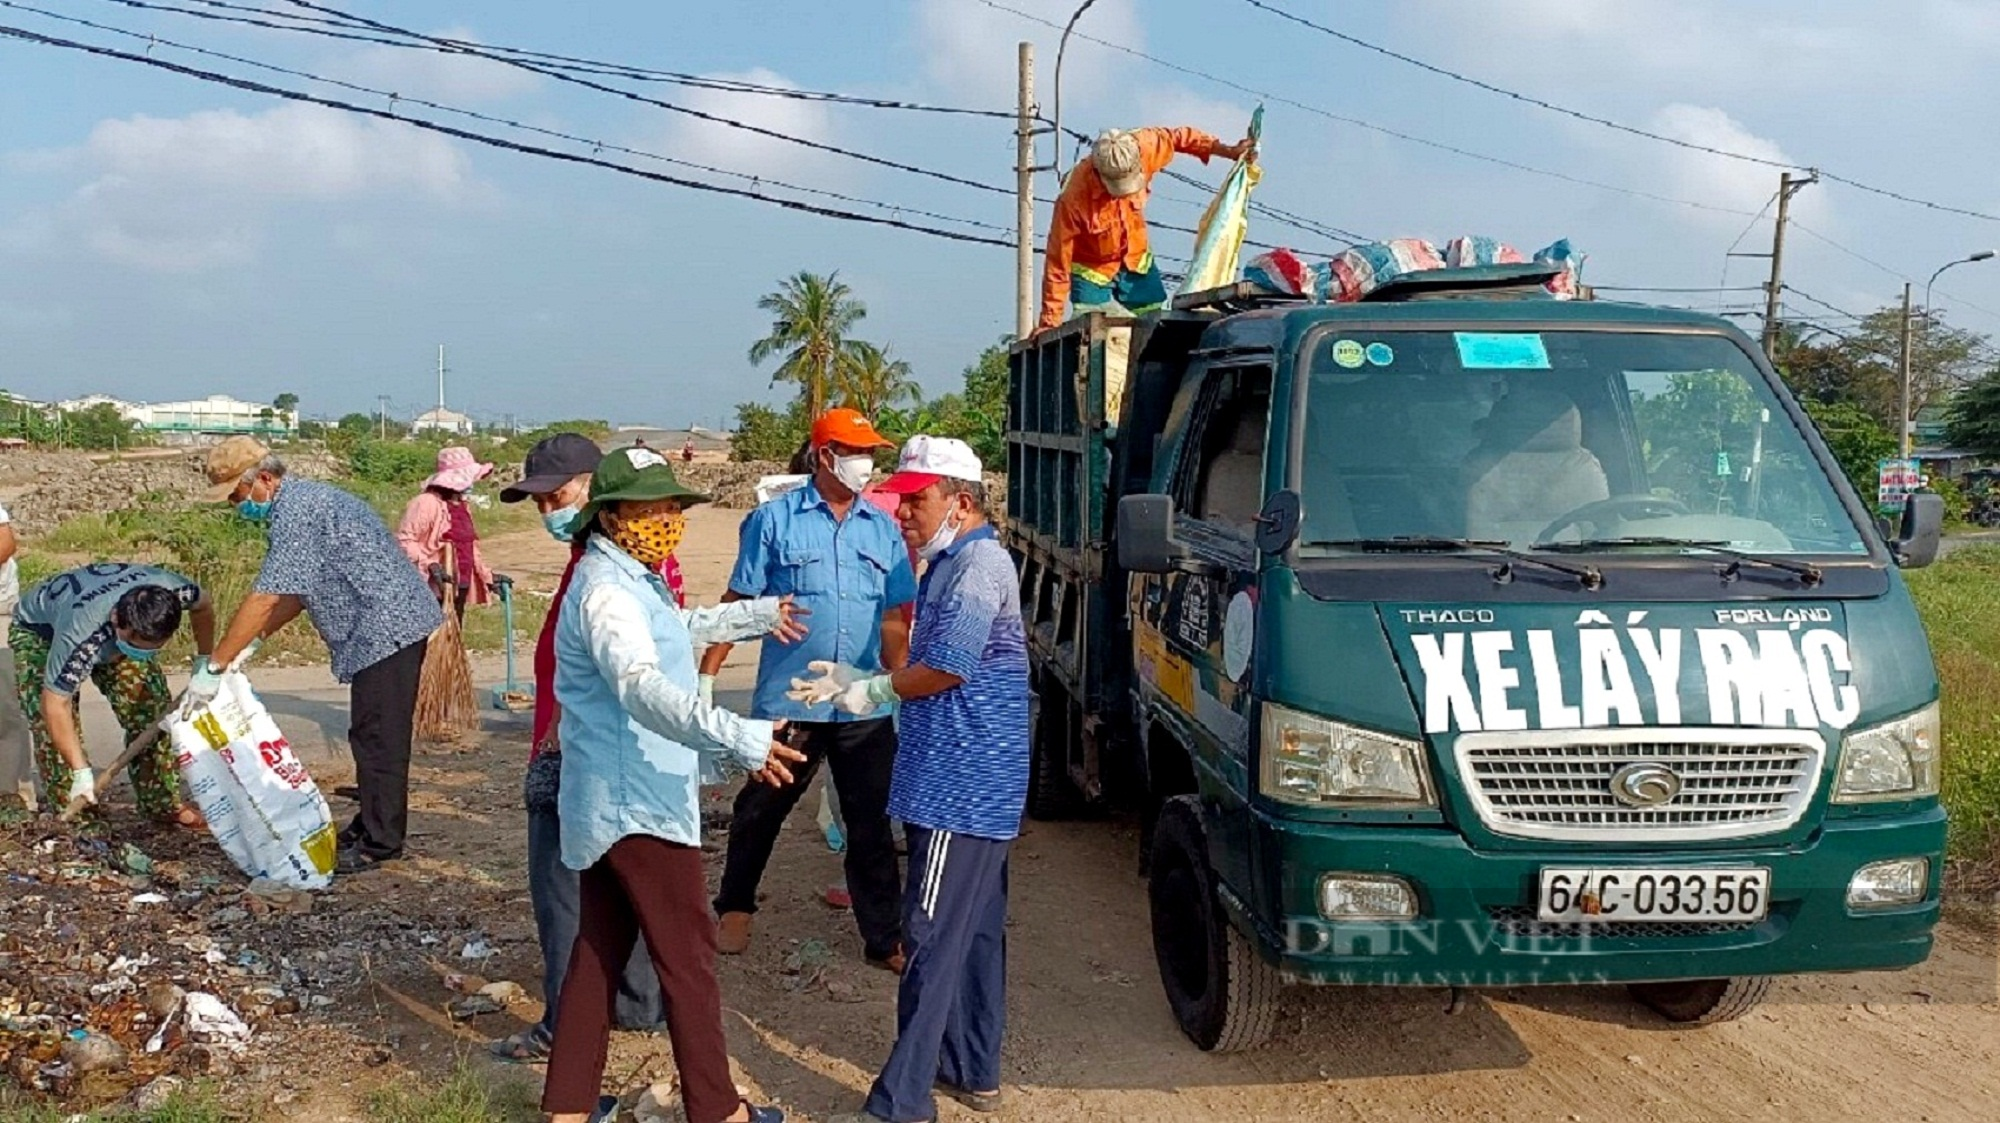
[1004,265,1947,1052]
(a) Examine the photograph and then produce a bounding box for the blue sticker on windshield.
[1454,332,1551,370]
[1365,342,1394,367]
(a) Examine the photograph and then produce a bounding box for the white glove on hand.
[66,767,97,808]
[786,660,864,707]
[830,674,898,717]
[184,658,223,711]
[697,673,716,706]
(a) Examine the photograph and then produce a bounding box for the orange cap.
[811,408,894,450]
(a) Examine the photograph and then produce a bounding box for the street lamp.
[1900,250,1997,456]
[1927,249,1996,313]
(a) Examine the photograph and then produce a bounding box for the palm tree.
[747,271,867,417]
[837,341,921,417]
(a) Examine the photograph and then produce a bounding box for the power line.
[976,0,1760,219]
[1239,0,2000,226]
[1781,285,1873,323]
[2,0,1017,238]
[0,23,1016,248]
[1594,285,1765,294]
[91,0,1014,197]
[95,0,1018,119]
[1790,222,2000,325]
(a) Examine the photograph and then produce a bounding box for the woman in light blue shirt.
[541,447,806,1123]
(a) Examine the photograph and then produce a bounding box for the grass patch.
[366,1064,539,1123]
[1907,546,2000,868]
[0,1085,240,1122]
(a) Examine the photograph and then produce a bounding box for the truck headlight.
[1833,702,1940,803]
[1259,703,1433,807]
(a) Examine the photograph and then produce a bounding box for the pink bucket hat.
[425,446,494,493]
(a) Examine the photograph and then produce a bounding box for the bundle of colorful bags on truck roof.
[1242,235,1582,303]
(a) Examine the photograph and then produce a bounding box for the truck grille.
[1453,728,1824,842]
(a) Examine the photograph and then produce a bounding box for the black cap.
[500,432,604,503]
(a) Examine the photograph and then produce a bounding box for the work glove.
[66,767,97,809]
[788,660,896,717]
[184,658,224,711]
[697,673,716,707]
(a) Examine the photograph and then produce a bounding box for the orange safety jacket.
[1038,126,1221,331]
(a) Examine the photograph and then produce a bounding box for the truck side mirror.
[1892,492,1945,569]
[1118,494,1189,573]
[1255,490,1301,554]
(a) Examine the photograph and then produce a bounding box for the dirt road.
[12,506,1999,1120]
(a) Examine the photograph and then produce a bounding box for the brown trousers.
[541,835,740,1122]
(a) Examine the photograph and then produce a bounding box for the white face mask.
[917,511,963,561]
[831,454,874,494]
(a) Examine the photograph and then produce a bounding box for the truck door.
[1135,361,1271,885]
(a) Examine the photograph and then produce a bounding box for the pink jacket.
[396,490,495,605]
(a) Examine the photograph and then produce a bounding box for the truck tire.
[1026,693,1083,821]
[1148,796,1280,1052]
[1629,976,1772,1025]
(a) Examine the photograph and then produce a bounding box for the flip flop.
[935,1081,1003,1113]
[487,1028,552,1064]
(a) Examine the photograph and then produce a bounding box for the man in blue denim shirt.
[702,408,917,969]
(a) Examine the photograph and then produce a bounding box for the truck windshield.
[1296,328,1869,557]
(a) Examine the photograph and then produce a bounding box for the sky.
[5,0,2000,430]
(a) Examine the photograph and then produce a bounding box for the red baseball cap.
[811,408,894,450]
[877,435,985,494]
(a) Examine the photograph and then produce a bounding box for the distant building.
[140,395,294,438]
[412,407,475,436]
[54,394,145,421]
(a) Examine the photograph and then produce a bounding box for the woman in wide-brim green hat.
[541,446,807,1123]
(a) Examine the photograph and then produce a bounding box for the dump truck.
[1004,264,1948,1051]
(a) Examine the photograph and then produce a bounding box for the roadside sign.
[1877,457,1921,514]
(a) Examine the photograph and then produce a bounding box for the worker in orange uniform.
[1037,126,1254,332]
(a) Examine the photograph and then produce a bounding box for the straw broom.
[415,559,479,743]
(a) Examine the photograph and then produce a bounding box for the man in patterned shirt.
[199,437,443,874]
[792,436,1030,1123]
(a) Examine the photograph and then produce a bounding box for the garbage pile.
[0,814,495,1110]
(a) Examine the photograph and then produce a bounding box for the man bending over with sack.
[12,562,215,825]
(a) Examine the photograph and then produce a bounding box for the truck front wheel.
[1149,796,1280,1052]
[1629,977,1771,1024]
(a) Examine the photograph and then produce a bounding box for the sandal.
[935,1081,1003,1113]
[487,1027,552,1064]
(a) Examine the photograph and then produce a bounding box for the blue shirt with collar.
[889,524,1031,841]
[726,480,917,722]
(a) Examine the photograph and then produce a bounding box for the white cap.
[1091,129,1145,197]
[877,435,984,494]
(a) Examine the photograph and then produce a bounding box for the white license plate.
[1537,867,1771,923]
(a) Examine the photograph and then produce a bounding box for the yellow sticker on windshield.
[1332,339,1365,369]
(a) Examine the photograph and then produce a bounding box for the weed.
[1908,546,2000,867]
[365,1063,540,1123]
[0,1084,241,1122]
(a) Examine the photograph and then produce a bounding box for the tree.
[878,336,1011,466]
[1777,308,1991,434]
[731,399,811,463]
[1803,399,1897,499]
[336,413,375,435]
[836,341,920,417]
[1946,367,2000,456]
[748,271,867,417]
[63,402,145,450]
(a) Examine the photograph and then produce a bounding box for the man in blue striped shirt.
[791,437,1030,1123]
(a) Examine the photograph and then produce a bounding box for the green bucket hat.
[568,445,711,537]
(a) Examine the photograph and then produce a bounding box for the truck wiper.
[1316,536,1604,590]
[1532,536,1824,587]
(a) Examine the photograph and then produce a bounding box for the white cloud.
[657,68,841,182]
[1639,104,1822,228]
[915,0,1144,111]
[11,103,476,272]
[337,27,541,105]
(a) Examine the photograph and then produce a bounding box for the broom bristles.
[415,606,479,742]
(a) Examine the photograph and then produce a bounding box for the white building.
[412,406,475,436]
[140,395,295,437]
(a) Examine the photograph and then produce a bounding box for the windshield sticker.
[1454,332,1551,370]
[1407,623,1858,733]
[1365,342,1395,367]
[1331,339,1366,369]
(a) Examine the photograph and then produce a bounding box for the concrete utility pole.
[1015,41,1036,340]
[377,394,390,441]
[1898,282,1915,457]
[436,344,447,413]
[1760,170,1818,362]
